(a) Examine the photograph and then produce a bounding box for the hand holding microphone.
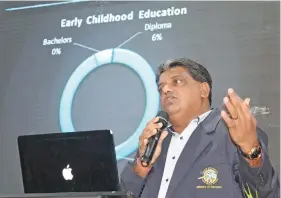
[139,111,169,167]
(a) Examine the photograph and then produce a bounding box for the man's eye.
[173,79,183,85]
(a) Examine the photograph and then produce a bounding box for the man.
[120,58,279,198]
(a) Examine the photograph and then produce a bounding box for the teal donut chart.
[59,48,160,161]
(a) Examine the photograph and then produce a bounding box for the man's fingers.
[244,98,250,107]
[143,122,163,139]
[139,119,163,156]
[142,138,148,149]
[146,122,163,133]
[139,137,149,148]
[139,121,162,141]
[144,128,157,138]
[138,116,167,165]
[144,138,148,144]
[227,88,248,121]
[139,138,148,156]
[227,88,244,115]
[141,117,160,140]
[223,97,238,119]
[228,88,243,103]
[221,110,235,128]
[147,117,159,126]
[242,98,252,119]
[158,130,169,145]
[150,131,168,164]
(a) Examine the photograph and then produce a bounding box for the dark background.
[0,1,279,194]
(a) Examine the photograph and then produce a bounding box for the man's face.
[157,67,203,116]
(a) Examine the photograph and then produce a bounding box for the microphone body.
[141,111,169,167]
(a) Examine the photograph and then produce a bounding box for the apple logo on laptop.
[62,164,73,180]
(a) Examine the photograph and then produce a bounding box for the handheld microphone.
[141,111,169,167]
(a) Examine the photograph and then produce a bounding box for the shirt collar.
[167,110,212,134]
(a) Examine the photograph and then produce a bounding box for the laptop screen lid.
[17,130,119,193]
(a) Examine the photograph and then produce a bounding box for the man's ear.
[200,82,210,99]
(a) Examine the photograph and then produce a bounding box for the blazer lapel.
[147,133,172,198]
[165,109,221,198]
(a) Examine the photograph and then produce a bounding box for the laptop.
[17,130,120,193]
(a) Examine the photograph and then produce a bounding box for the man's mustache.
[165,92,177,100]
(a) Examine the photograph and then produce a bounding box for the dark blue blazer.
[121,108,279,198]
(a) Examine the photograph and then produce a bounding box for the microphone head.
[156,111,169,129]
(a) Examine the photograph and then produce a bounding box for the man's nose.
[162,84,173,95]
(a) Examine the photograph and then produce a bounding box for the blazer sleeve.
[120,161,147,197]
[235,127,280,198]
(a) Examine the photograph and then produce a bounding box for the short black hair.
[156,58,212,105]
